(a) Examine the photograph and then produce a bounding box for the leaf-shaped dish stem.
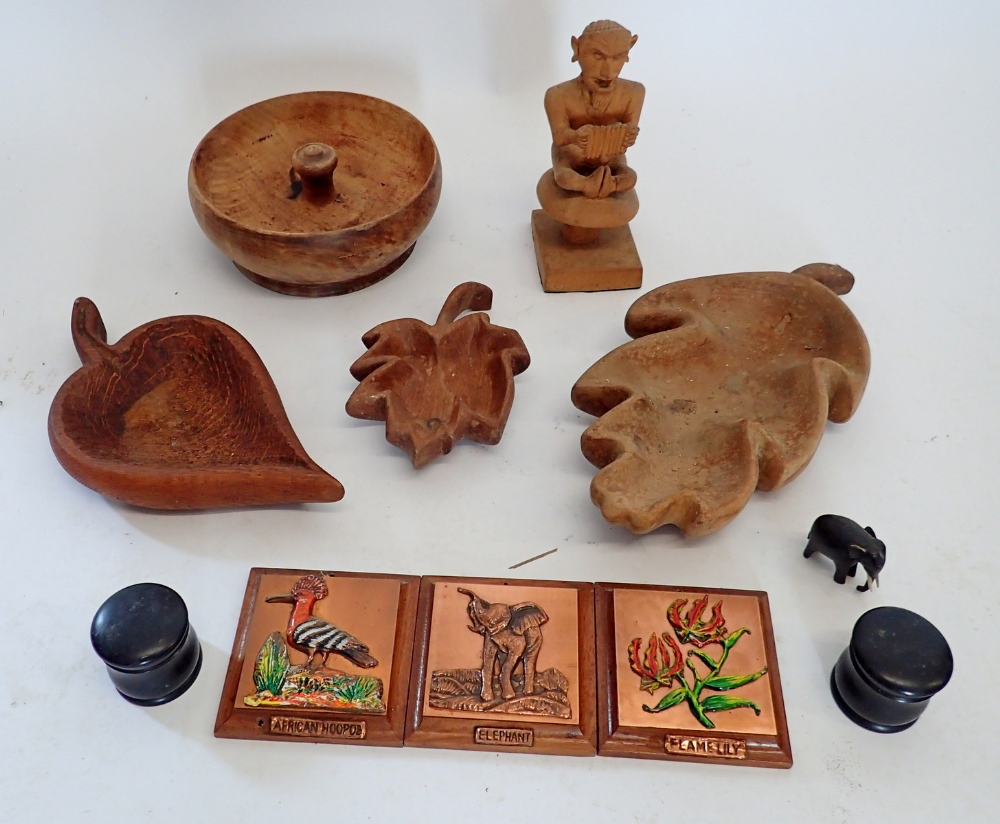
[571,265,870,537]
[346,282,530,468]
[48,298,344,509]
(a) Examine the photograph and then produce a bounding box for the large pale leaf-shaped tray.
[48,299,344,509]
[346,282,530,468]
[571,264,870,537]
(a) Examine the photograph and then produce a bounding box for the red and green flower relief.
[667,596,728,647]
[628,598,768,729]
[628,632,683,694]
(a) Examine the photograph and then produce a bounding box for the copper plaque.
[612,588,777,736]
[596,583,792,768]
[422,581,581,725]
[236,573,401,715]
[406,576,598,756]
[215,568,421,748]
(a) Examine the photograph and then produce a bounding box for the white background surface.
[2,2,997,820]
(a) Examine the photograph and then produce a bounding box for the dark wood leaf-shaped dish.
[346,282,530,468]
[48,298,344,509]
[189,92,442,296]
[571,264,870,537]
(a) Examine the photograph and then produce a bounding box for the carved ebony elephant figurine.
[458,588,549,702]
[804,514,886,592]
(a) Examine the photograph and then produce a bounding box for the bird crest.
[291,574,328,600]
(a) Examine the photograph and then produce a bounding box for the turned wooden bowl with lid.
[189,92,442,296]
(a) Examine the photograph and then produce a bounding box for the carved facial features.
[572,30,637,94]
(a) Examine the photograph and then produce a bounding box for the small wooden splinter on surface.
[346,282,530,468]
[532,20,645,292]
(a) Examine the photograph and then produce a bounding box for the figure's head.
[572,20,638,93]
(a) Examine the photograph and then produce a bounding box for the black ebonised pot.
[831,606,952,733]
[91,583,203,706]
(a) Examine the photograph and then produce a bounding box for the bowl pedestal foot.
[234,242,417,297]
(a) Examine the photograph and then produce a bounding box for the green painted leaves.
[703,670,768,692]
[701,695,762,716]
[253,631,289,694]
[646,687,686,713]
[629,597,768,729]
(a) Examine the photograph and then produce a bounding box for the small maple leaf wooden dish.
[189,92,442,297]
[346,282,530,468]
[48,298,344,509]
[571,264,870,537]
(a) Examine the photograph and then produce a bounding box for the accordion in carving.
[582,123,631,160]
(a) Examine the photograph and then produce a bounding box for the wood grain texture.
[532,21,645,291]
[189,91,441,296]
[48,298,343,509]
[405,576,597,756]
[215,568,420,747]
[572,266,870,536]
[346,283,530,468]
[531,210,641,293]
[595,583,792,768]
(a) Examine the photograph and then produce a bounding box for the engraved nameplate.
[474,726,534,747]
[666,735,746,759]
[269,716,367,740]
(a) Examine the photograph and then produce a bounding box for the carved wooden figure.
[532,20,645,292]
[48,299,343,509]
[216,569,420,747]
[189,92,441,296]
[572,264,870,537]
[346,282,530,467]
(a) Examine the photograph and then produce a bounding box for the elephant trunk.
[457,587,491,630]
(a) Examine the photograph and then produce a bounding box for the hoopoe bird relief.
[266,574,379,670]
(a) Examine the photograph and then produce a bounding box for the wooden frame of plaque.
[405,576,597,755]
[215,568,420,747]
[595,583,792,768]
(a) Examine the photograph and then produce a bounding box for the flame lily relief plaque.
[595,584,791,767]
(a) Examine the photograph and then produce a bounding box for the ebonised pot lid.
[91,583,190,673]
[850,606,953,700]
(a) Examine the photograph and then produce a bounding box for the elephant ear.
[482,605,512,634]
[508,603,549,633]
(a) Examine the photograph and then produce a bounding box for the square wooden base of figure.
[531,210,642,293]
[215,568,420,747]
[595,583,792,768]
[405,576,597,756]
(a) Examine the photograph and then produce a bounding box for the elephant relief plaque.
[405,577,597,755]
[215,568,420,747]
[595,583,791,767]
